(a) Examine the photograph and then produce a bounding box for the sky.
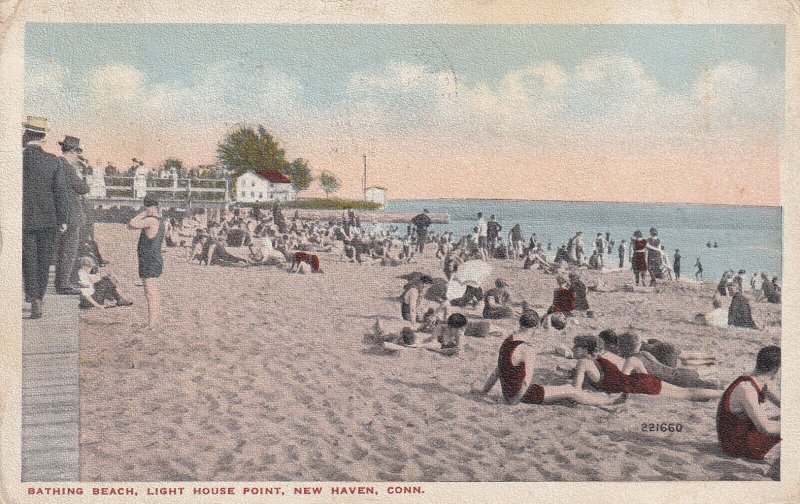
[25,24,784,205]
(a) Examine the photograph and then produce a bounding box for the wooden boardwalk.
[21,281,80,481]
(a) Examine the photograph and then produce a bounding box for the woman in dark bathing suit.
[571,333,721,400]
[479,314,623,406]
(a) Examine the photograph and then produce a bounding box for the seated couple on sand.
[479,314,626,407]
[546,274,589,316]
[76,257,133,309]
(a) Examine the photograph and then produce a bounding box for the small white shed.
[365,186,388,208]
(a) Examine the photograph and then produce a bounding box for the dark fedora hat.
[59,135,82,153]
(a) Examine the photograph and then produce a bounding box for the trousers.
[55,224,80,289]
[22,227,58,301]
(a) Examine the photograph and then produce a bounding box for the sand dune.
[79,224,781,481]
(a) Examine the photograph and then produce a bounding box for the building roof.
[254,170,291,184]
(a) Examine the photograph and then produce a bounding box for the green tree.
[284,158,313,193]
[216,125,286,179]
[126,158,144,176]
[318,171,341,198]
[163,158,185,177]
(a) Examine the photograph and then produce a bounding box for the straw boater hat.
[22,116,49,134]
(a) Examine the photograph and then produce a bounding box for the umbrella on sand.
[447,260,492,300]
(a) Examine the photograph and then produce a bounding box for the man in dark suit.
[22,117,69,319]
[54,136,90,294]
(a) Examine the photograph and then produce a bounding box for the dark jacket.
[728,293,758,329]
[23,144,69,230]
[60,158,90,227]
[570,279,589,311]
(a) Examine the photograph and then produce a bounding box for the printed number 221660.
[641,423,683,433]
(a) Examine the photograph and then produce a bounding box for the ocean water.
[383,200,782,283]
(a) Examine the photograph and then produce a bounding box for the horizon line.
[384,197,782,210]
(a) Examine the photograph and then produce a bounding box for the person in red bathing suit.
[631,230,648,286]
[478,314,624,407]
[717,346,781,461]
[572,332,721,400]
[549,275,576,314]
[291,251,321,273]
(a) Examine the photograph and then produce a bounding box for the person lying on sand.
[572,333,721,400]
[522,250,559,273]
[697,296,729,328]
[367,321,419,349]
[372,315,467,356]
[717,345,781,461]
[205,230,249,267]
[478,313,625,407]
[597,331,719,389]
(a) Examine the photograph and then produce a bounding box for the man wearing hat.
[22,116,69,318]
[54,136,90,295]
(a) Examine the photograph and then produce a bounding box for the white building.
[236,170,296,203]
[85,172,107,199]
[364,186,388,208]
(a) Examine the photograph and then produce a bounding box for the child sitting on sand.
[478,314,624,407]
[717,345,781,461]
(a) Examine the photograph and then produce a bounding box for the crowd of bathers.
[366,209,782,473]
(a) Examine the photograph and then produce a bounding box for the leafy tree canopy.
[318,170,341,197]
[217,125,286,179]
[284,158,313,192]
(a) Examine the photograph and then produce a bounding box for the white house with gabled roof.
[236,170,296,203]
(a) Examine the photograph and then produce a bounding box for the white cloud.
[26,58,66,94]
[89,64,145,105]
[503,62,567,98]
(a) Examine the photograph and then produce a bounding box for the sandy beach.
[79,223,781,482]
